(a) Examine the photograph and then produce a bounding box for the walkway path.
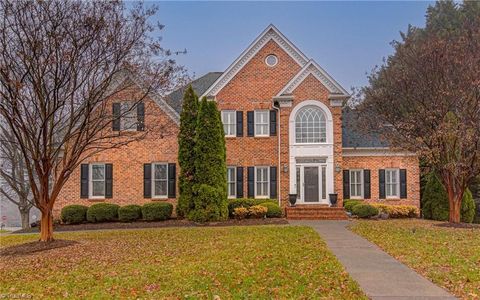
[290,220,456,300]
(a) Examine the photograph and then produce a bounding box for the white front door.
[296,164,328,204]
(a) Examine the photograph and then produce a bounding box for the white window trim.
[89,163,106,199]
[254,166,270,199]
[349,169,364,199]
[254,110,270,137]
[385,168,400,199]
[151,163,168,199]
[227,166,237,199]
[120,101,138,132]
[221,110,236,137]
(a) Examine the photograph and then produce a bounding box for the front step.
[286,205,348,220]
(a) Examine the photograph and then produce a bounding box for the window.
[227,166,236,198]
[254,110,269,136]
[255,166,269,198]
[386,169,399,198]
[152,163,168,198]
[221,111,236,137]
[121,102,137,131]
[296,166,301,200]
[295,106,326,143]
[265,54,278,67]
[90,164,105,198]
[350,170,363,199]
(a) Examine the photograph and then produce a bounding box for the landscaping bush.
[343,199,363,213]
[258,202,282,218]
[422,172,476,223]
[118,205,142,222]
[233,207,249,220]
[188,184,228,222]
[248,205,268,219]
[86,203,119,223]
[352,204,379,218]
[61,205,88,224]
[371,204,419,218]
[142,202,173,221]
[228,198,277,217]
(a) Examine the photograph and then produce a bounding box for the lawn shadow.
[0,239,79,257]
[434,222,480,229]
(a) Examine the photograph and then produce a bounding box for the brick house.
[55,24,420,218]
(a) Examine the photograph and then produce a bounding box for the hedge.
[142,202,173,221]
[228,198,277,217]
[258,202,282,218]
[371,204,419,218]
[61,205,88,224]
[86,203,119,223]
[343,199,363,213]
[118,205,142,222]
[352,204,379,218]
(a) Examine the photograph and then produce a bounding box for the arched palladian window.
[295,105,327,143]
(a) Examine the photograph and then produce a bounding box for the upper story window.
[295,105,326,143]
[221,110,236,137]
[386,169,399,198]
[90,163,105,198]
[254,110,269,137]
[121,102,138,131]
[112,102,144,132]
[265,54,278,67]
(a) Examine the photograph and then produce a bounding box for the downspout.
[272,101,281,207]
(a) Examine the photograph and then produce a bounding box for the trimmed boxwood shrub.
[86,203,119,223]
[344,199,363,213]
[142,202,173,221]
[259,202,282,218]
[61,205,88,224]
[352,204,379,218]
[118,205,142,222]
[228,198,277,217]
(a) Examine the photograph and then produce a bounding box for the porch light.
[335,164,342,173]
[283,164,288,173]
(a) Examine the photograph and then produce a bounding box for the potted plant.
[329,193,338,207]
[288,193,297,206]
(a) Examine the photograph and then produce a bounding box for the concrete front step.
[286,205,348,220]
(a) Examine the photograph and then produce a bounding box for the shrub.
[61,205,88,224]
[258,202,282,218]
[344,200,363,213]
[249,205,268,219]
[228,198,277,217]
[422,172,476,222]
[118,205,142,222]
[142,202,173,221]
[371,204,419,218]
[188,184,228,222]
[233,207,249,220]
[86,203,119,223]
[352,204,379,218]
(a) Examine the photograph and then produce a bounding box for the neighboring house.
[55,25,420,219]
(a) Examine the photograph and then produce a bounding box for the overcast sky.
[153,1,433,90]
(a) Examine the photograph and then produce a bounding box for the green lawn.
[350,219,480,299]
[0,226,365,299]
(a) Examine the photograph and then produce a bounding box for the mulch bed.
[12,218,289,234]
[435,222,480,229]
[0,239,79,257]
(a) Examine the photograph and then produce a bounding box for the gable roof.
[202,24,309,98]
[276,59,349,97]
[165,72,223,113]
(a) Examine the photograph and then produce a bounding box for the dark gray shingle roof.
[165,72,223,113]
[342,107,388,148]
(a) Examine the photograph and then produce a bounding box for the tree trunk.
[448,195,462,223]
[40,208,54,242]
[19,209,30,229]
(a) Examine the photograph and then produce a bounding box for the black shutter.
[247,111,254,137]
[379,169,386,199]
[400,169,407,199]
[80,164,89,198]
[236,167,244,198]
[270,166,277,199]
[136,102,145,131]
[112,103,121,131]
[236,111,243,137]
[168,163,176,198]
[269,110,277,136]
[364,169,371,199]
[343,170,350,199]
[247,167,254,198]
[144,164,152,198]
[105,164,113,198]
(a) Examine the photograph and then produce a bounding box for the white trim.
[290,100,334,145]
[221,110,237,137]
[151,162,168,199]
[254,166,270,199]
[265,54,278,67]
[89,163,106,199]
[385,168,400,199]
[227,166,237,199]
[349,169,364,199]
[202,24,309,98]
[342,148,417,157]
[254,110,270,137]
[276,59,350,97]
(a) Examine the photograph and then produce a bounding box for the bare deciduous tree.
[0,0,187,241]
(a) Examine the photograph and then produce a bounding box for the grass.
[0,229,10,234]
[350,219,480,299]
[0,226,366,299]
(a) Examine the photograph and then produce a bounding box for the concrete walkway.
[290,220,456,300]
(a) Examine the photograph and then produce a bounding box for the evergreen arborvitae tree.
[176,86,198,217]
[188,97,228,222]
